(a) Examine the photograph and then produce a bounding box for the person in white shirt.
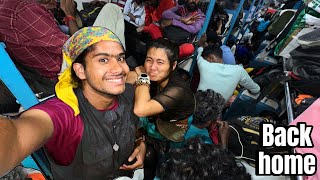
[196,34,260,101]
[123,0,146,27]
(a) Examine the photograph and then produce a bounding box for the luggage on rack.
[228,116,289,167]
[285,45,320,97]
[250,7,304,68]
[223,65,286,121]
[223,89,284,121]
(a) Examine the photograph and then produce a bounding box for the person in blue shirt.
[257,12,272,32]
[251,12,273,49]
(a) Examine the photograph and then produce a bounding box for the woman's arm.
[133,66,165,117]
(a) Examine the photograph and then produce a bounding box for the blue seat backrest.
[0,42,53,180]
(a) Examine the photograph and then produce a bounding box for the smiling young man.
[0,27,146,180]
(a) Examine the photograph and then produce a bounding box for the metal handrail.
[282,57,303,180]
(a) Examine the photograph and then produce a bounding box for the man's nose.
[109,59,123,73]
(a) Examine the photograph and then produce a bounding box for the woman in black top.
[128,38,195,142]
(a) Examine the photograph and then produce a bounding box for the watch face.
[141,73,148,78]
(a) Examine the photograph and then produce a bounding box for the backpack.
[286,45,320,96]
[162,25,193,45]
[78,3,104,26]
[228,116,289,167]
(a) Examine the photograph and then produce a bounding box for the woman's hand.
[119,141,146,170]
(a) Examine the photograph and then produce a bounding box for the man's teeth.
[107,78,122,82]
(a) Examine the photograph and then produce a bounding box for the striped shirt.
[0,0,68,79]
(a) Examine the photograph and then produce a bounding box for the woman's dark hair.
[147,38,179,68]
[193,89,225,126]
[157,137,251,180]
[70,44,96,87]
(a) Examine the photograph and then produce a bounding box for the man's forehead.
[93,41,125,54]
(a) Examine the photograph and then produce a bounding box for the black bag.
[286,46,320,96]
[228,116,289,166]
[78,3,104,26]
[162,25,193,45]
[294,97,318,118]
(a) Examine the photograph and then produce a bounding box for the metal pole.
[223,0,246,45]
[234,0,257,43]
[282,57,303,180]
[0,42,39,109]
[196,0,216,39]
[189,0,216,76]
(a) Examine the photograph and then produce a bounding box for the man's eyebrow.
[93,52,126,57]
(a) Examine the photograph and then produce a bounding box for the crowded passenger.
[197,34,260,101]
[127,38,195,179]
[156,137,251,180]
[123,0,146,27]
[0,27,146,179]
[206,30,236,64]
[185,89,228,147]
[137,0,205,59]
[143,0,176,26]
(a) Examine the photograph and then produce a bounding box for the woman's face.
[144,47,175,82]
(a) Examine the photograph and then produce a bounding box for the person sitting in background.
[251,12,272,48]
[143,0,176,26]
[206,31,236,65]
[0,0,71,113]
[207,0,229,36]
[156,137,251,180]
[123,0,146,27]
[138,0,205,59]
[197,34,260,102]
[123,0,146,61]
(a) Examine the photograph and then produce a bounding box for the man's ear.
[73,63,86,80]
[172,61,177,70]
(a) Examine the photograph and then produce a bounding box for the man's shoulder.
[33,97,73,113]
[2,0,44,11]
[222,64,247,74]
[0,0,36,15]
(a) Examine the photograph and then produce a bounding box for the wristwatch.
[136,73,151,87]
